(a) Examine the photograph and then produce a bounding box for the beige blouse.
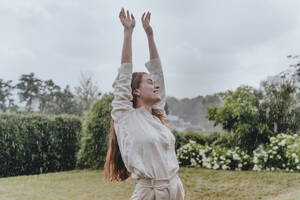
[111,57,179,180]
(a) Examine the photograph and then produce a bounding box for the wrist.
[147,34,154,40]
[124,28,133,35]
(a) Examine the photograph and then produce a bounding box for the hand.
[119,8,135,32]
[141,11,153,37]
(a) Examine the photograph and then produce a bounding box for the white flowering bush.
[176,140,202,167]
[286,136,300,170]
[252,144,267,171]
[220,146,251,170]
[177,140,251,170]
[177,133,300,172]
[252,133,300,172]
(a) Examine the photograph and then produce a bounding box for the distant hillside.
[165,94,224,133]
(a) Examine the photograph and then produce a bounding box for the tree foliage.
[74,71,101,115]
[16,73,42,112]
[206,79,300,154]
[0,79,18,112]
[14,73,84,116]
[76,93,113,169]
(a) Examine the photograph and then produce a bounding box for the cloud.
[0,0,299,99]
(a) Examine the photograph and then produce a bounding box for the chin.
[155,96,161,102]
[151,94,161,103]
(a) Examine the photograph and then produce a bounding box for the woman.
[103,8,185,200]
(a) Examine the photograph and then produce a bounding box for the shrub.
[211,131,238,149]
[205,131,222,145]
[172,130,222,151]
[206,79,299,155]
[252,133,300,172]
[0,112,82,177]
[184,130,208,145]
[177,133,300,172]
[176,140,201,167]
[172,130,188,151]
[177,140,251,170]
[75,93,113,169]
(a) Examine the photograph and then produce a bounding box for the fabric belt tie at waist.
[136,173,178,200]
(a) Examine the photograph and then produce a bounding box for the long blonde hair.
[103,72,170,182]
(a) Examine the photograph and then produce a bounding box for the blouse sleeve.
[111,62,134,121]
[145,57,167,117]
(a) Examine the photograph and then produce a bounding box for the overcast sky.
[1,0,299,99]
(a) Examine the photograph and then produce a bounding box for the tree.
[16,73,42,112]
[0,79,18,112]
[206,85,272,154]
[74,71,101,115]
[206,79,299,155]
[51,85,83,116]
[38,79,61,114]
[287,54,300,81]
[260,79,300,134]
[15,73,83,115]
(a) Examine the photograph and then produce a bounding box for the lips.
[153,90,159,93]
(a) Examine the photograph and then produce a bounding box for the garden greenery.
[0,112,82,177]
[177,132,300,172]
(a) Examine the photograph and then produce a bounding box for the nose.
[154,84,160,89]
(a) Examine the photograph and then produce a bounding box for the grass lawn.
[1,167,300,200]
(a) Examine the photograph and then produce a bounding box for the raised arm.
[121,8,135,64]
[142,11,166,117]
[111,8,136,121]
[142,11,159,60]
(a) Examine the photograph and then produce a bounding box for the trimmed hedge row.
[0,112,82,177]
[172,130,221,151]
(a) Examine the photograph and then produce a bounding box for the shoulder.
[113,108,137,125]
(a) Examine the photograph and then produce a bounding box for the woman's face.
[135,73,161,105]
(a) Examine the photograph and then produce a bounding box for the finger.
[119,13,124,20]
[145,11,150,20]
[131,13,135,21]
[126,10,130,19]
[141,12,145,22]
[149,12,151,21]
[120,8,125,18]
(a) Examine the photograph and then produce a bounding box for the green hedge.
[0,112,82,177]
[172,130,221,150]
[75,94,113,169]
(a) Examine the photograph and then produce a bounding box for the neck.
[136,103,152,114]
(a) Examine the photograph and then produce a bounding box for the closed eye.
[147,78,154,84]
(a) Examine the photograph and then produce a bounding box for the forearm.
[147,35,159,60]
[121,30,133,64]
